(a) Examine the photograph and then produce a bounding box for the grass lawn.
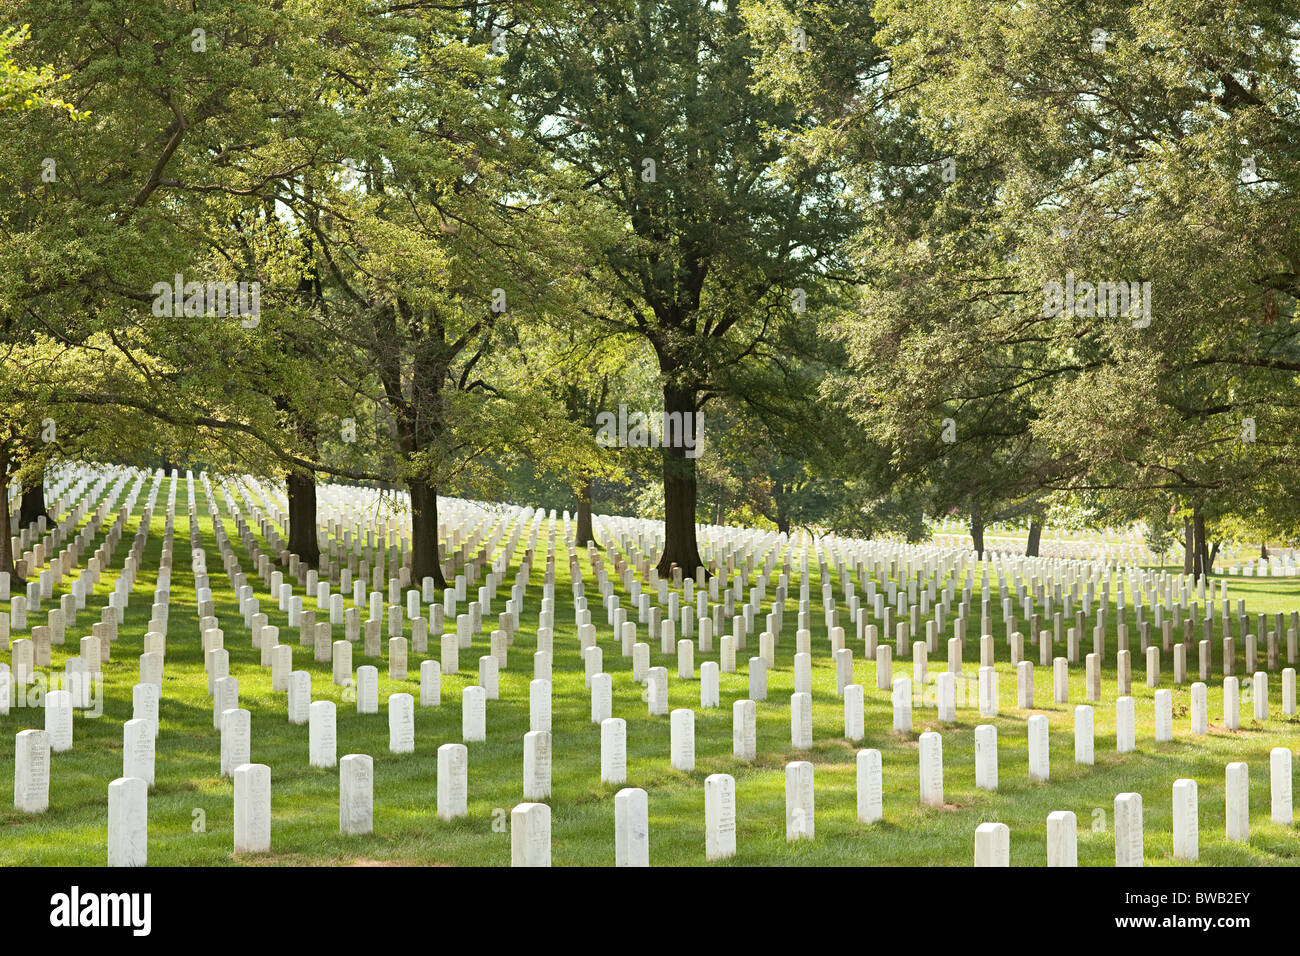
[5,476,1300,866]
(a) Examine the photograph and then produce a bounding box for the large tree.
[509,0,858,575]
[751,0,1300,573]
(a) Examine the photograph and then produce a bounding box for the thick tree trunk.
[1026,517,1043,557]
[409,477,447,589]
[286,470,321,567]
[776,512,790,535]
[1193,510,1211,581]
[970,504,985,558]
[575,478,594,547]
[19,477,52,529]
[0,450,20,584]
[1260,541,1269,560]
[657,384,703,577]
[1183,516,1195,574]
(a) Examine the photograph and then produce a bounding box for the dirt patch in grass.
[346,858,429,867]
[234,852,441,866]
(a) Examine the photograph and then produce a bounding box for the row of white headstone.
[9,466,1299,866]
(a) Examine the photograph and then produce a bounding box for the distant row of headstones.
[5,466,1300,865]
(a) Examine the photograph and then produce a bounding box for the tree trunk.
[575,478,594,547]
[0,449,20,584]
[774,481,790,535]
[1183,516,1195,574]
[656,384,703,577]
[1026,517,1043,557]
[286,470,321,567]
[409,477,447,589]
[19,477,52,529]
[1192,509,1210,581]
[1260,541,1269,560]
[970,504,985,557]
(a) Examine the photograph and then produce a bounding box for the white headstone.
[1116,696,1136,753]
[340,753,374,835]
[233,763,271,853]
[978,665,998,717]
[1046,810,1077,866]
[1225,761,1249,842]
[271,644,291,691]
[1172,778,1198,861]
[1154,688,1172,742]
[647,666,668,716]
[441,633,459,675]
[421,659,442,707]
[288,670,311,725]
[919,730,943,807]
[212,676,238,730]
[14,729,50,813]
[1190,681,1207,734]
[700,660,720,708]
[601,717,627,784]
[856,748,882,823]
[748,656,767,702]
[332,640,353,686]
[1074,704,1094,765]
[591,671,612,724]
[975,724,998,791]
[704,773,736,861]
[733,698,756,761]
[677,639,694,680]
[669,708,696,771]
[892,676,912,733]
[107,776,148,867]
[529,678,551,733]
[309,700,337,768]
[523,730,552,800]
[123,718,155,787]
[1224,676,1240,730]
[388,693,415,754]
[1113,792,1143,867]
[844,683,864,742]
[510,802,550,867]
[462,685,487,742]
[220,708,251,778]
[1016,660,1033,708]
[614,787,650,867]
[973,821,1009,867]
[44,689,73,752]
[437,742,468,820]
[1270,747,1292,824]
[785,760,814,841]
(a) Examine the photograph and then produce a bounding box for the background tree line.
[2,0,1297,584]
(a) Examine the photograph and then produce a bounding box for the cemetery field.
[6,473,1300,867]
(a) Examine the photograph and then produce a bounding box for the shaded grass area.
[4,481,1300,866]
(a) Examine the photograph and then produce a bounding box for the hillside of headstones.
[4,464,1300,866]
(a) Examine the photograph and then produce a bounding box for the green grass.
[5,479,1300,866]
